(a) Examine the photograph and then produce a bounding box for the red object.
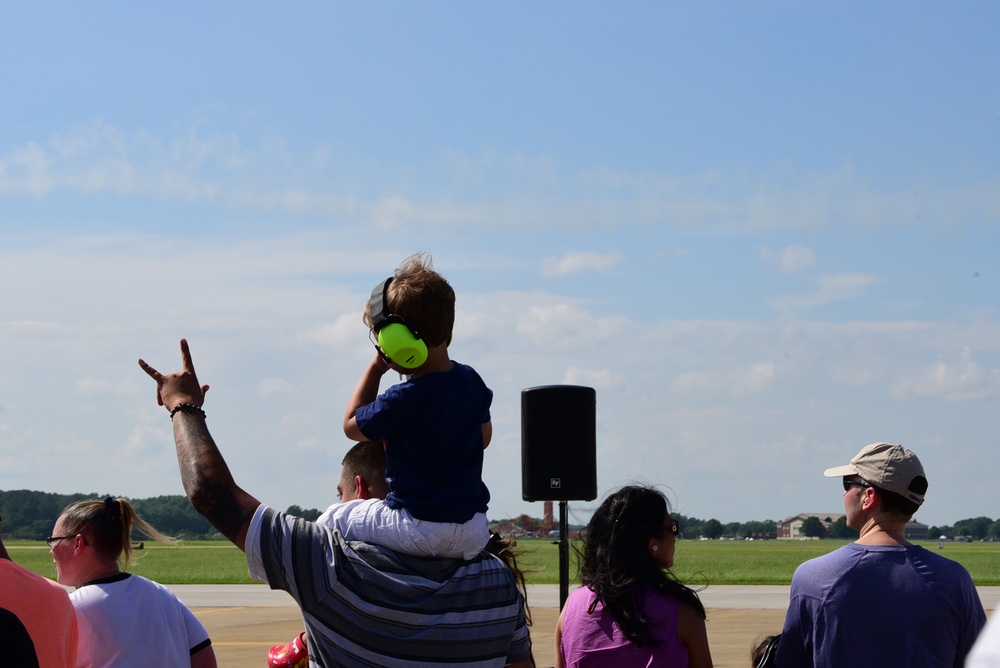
[268,631,308,668]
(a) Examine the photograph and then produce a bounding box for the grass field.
[515,538,1000,586]
[9,538,1000,586]
[8,542,257,584]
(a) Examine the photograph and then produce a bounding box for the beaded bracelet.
[169,403,206,420]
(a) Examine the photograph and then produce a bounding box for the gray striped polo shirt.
[250,506,532,667]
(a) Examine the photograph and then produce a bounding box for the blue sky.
[1,3,997,529]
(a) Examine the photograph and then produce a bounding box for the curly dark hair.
[579,485,705,647]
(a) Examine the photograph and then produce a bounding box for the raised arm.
[139,339,260,551]
[343,353,389,441]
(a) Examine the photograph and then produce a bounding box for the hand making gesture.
[138,338,210,412]
[138,338,258,549]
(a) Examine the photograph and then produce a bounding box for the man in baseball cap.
[823,442,927,506]
[775,442,986,667]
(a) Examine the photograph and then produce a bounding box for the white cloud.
[1,321,66,335]
[256,378,299,398]
[828,364,884,387]
[76,378,138,397]
[759,244,816,273]
[768,273,881,312]
[5,121,1000,239]
[296,315,362,348]
[541,251,624,278]
[562,366,625,390]
[891,346,1000,402]
[124,425,164,459]
[293,437,325,454]
[671,361,777,397]
[0,130,998,528]
[371,194,414,230]
[0,243,996,528]
[514,303,630,347]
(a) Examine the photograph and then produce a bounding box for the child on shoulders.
[321,253,491,560]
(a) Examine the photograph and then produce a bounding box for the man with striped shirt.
[140,340,533,667]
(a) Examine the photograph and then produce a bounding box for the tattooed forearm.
[172,412,259,550]
[188,477,255,543]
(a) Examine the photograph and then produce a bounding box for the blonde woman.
[49,496,216,668]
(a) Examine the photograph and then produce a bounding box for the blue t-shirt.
[776,542,986,667]
[354,361,491,523]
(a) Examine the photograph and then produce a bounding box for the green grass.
[9,538,1000,586]
[510,538,1000,586]
[8,541,256,584]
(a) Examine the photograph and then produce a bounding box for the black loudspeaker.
[521,385,597,502]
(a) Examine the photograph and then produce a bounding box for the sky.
[1,3,997,530]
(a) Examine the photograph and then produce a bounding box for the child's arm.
[343,353,390,441]
[482,420,492,449]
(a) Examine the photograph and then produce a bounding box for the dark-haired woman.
[49,496,217,668]
[554,485,712,668]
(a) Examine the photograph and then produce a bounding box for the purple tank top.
[560,585,689,668]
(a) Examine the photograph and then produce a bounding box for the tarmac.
[177,584,999,667]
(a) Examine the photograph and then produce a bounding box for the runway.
[172,584,997,667]
[169,582,1000,610]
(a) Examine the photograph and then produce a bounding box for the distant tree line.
[928,517,1000,541]
[0,489,217,540]
[5,489,996,542]
[678,516,784,540]
[0,489,330,541]
[490,513,912,542]
[0,490,96,540]
[478,512,973,542]
[286,505,321,522]
[493,514,793,540]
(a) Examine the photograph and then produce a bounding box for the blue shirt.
[355,361,492,523]
[776,542,986,667]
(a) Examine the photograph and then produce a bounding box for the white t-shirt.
[71,573,210,668]
[968,613,1000,668]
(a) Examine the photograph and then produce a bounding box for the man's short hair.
[341,441,389,499]
[873,486,922,519]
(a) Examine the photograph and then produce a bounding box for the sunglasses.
[842,479,871,492]
[46,535,74,547]
[669,518,680,535]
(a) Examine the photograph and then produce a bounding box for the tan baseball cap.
[824,442,927,505]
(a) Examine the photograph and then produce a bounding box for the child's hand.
[372,350,392,374]
[345,354,390,441]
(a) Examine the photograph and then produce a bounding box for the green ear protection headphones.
[368,277,428,370]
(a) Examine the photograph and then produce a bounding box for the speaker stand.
[559,500,569,610]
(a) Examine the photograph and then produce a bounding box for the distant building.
[778,513,845,539]
[903,519,929,540]
[778,513,929,540]
[542,501,554,533]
